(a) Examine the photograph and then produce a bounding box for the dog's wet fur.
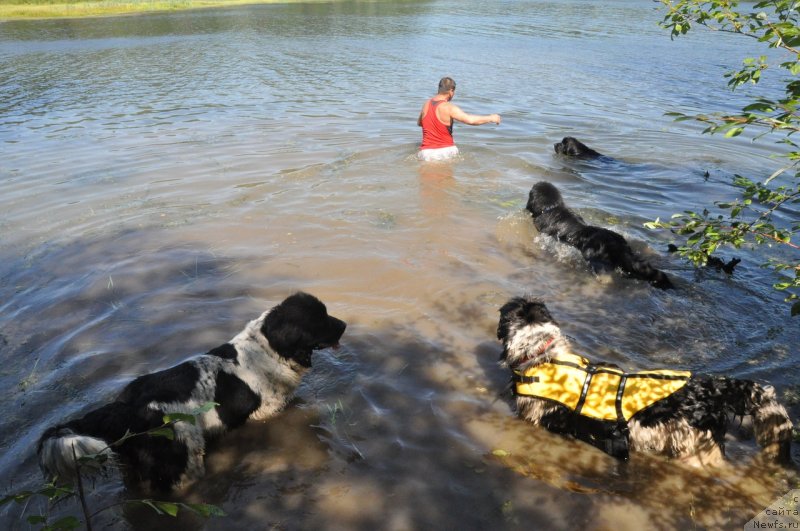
[554,136,604,159]
[526,181,674,289]
[497,296,794,464]
[37,292,346,491]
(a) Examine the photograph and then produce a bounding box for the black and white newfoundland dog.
[527,181,674,289]
[554,136,605,159]
[38,292,346,491]
[497,296,794,465]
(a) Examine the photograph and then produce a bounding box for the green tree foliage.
[647,0,800,316]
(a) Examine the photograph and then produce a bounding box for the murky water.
[1,0,797,529]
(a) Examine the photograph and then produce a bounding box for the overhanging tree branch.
[651,0,800,316]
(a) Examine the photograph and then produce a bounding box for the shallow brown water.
[1,1,798,529]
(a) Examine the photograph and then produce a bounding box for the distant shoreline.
[0,0,330,20]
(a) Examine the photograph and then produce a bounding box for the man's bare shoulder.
[445,103,468,120]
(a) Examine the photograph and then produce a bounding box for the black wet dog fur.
[554,136,604,159]
[526,181,674,289]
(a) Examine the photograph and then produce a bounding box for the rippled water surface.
[1,0,798,529]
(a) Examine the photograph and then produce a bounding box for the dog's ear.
[260,292,346,367]
[567,138,583,156]
[496,320,511,361]
[618,253,675,290]
[497,297,527,341]
[497,318,510,342]
[261,295,321,366]
[262,315,315,367]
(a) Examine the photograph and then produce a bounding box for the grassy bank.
[0,0,327,19]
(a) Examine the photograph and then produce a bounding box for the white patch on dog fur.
[38,432,113,479]
[142,311,309,488]
[628,418,722,465]
[501,322,563,369]
[228,311,306,420]
[752,385,794,457]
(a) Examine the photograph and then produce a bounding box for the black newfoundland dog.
[526,181,674,289]
[554,136,605,159]
[38,292,346,491]
[497,296,794,464]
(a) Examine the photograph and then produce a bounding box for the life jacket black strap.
[615,375,628,423]
[512,373,539,385]
[624,372,690,381]
[574,371,593,416]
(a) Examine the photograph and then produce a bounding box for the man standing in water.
[417,76,501,161]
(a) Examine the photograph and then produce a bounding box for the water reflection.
[418,159,456,220]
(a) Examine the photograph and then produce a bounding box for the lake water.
[1,0,797,529]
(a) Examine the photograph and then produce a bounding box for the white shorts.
[418,145,459,162]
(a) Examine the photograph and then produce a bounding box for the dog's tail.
[620,251,674,290]
[729,380,794,462]
[37,427,114,481]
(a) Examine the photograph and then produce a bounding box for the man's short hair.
[438,77,456,94]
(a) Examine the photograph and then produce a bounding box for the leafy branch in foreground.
[0,402,223,530]
[652,0,800,316]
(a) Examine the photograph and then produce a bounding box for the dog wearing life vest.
[497,296,793,464]
[527,181,674,289]
[37,292,346,491]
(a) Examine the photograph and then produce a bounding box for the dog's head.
[526,181,565,217]
[554,136,602,159]
[261,292,347,368]
[497,296,561,367]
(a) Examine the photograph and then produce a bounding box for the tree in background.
[648,0,800,316]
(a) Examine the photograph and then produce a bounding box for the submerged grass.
[0,0,329,19]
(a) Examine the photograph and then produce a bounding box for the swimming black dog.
[554,136,604,159]
[526,181,674,289]
[38,292,346,491]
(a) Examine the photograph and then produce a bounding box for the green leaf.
[1,491,35,506]
[153,502,180,517]
[192,402,219,415]
[140,500,162,515]
[724,126,745,137]
[687,232,704,245]
[742,102,775,113]
[148,427,175,440]
[39,484,74,500]
[49,516,82,530]
[163,412,197,425]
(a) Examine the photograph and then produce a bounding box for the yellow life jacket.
[513,352,691,422]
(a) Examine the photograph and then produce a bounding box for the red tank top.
[420,98,454,149]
